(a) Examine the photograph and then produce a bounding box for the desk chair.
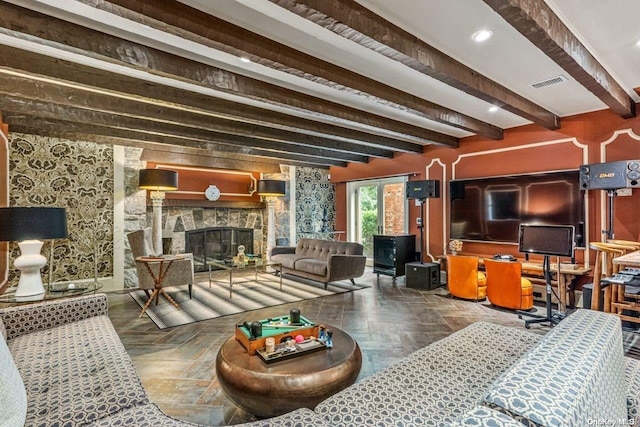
[127,229,195,301]
[446,255,486,301]
[484,259,533,310]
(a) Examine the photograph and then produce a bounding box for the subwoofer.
[405,262,441,290]
[579,160,640,190]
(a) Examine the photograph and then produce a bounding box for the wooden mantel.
[149,199,265,209]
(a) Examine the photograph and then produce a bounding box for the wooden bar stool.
[589,242,623,313]
[606,240,640,314]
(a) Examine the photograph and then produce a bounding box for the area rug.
[130,274,369,329]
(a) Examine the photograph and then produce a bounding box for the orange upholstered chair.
[446,255,487,300]
[484,259,533,310]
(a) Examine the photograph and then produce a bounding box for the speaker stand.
[517,255,563,328]
[418,198,426,264]
[603,189,617,240]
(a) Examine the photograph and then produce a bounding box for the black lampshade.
[257,180,286,196]
[0,207,68,242]
[139,169,178,191]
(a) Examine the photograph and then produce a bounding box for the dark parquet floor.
[106,268,555,426]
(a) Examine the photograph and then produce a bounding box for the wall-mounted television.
[449,170,585,247]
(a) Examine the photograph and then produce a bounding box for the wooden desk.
[610,250,640,323]
[439,255,590,309]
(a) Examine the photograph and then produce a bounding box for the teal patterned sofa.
[1,294,639,426]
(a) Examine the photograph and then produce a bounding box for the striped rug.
[130,273,369,329]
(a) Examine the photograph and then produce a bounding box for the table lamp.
[0,207,67,300]
[257,180,286,260]
[139,169,178,256]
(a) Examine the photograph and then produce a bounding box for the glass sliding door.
[349,177,408,259]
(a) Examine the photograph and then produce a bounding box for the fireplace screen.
[185,227,254,272]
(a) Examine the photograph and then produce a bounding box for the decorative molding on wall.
[425,158,446,261]
[598,128,640,246]
[599,128,640,158]
[451,137,588,179]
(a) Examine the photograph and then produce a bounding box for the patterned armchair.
[127,229,194,298]
[446,255,487,301]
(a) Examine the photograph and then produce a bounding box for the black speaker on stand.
[405,180,441,289]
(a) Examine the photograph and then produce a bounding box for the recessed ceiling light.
[635,39,640,48]
[489,105,499,113]
[472,30,493,43]
[239,57,251,63]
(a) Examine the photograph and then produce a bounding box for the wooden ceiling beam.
[0,45,432,153]
[2,112,349,167]
[0,2,456,146]
[139,150,283,173]
[482,0,635,119]
[83,0,502,140]
[0,73,390,159]
[269,0,560,130]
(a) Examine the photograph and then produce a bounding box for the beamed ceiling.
[0,0,639,171]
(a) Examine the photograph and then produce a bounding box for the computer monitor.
[518,224,575,257]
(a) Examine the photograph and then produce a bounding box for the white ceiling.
[0,0,639,167]
[180,0,640,127]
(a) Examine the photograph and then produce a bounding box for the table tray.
[256,339,327,364]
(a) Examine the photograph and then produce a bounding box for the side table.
[135,255,183,317]
[0,282,103,306]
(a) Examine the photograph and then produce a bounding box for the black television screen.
[518,224,575,257]
[449,170,585,247]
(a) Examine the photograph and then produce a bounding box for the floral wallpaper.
[7,133,114,286]
[295,167,335,240]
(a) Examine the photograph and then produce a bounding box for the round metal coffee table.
[215,325,362,418]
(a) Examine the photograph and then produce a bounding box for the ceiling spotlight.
[635,39,640,48]
[489,105,499,113]
[472,29,493,43]
[239,56,251,63]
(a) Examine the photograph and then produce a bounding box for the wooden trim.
[150,199,265,209]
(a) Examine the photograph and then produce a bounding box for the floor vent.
[530,75,568,89]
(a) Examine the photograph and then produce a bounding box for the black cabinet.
[373,234,416,278]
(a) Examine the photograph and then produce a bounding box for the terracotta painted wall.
[331,107,640,265]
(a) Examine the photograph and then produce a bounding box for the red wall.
[146,162,261,203]
[330,107,640,264]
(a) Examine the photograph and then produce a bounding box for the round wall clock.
[204,185,221,201]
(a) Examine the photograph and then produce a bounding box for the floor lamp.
[139,169,178,256]
[258,180,286,260]
[0,207,67,301]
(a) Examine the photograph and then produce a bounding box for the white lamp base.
[13,240,47,301]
